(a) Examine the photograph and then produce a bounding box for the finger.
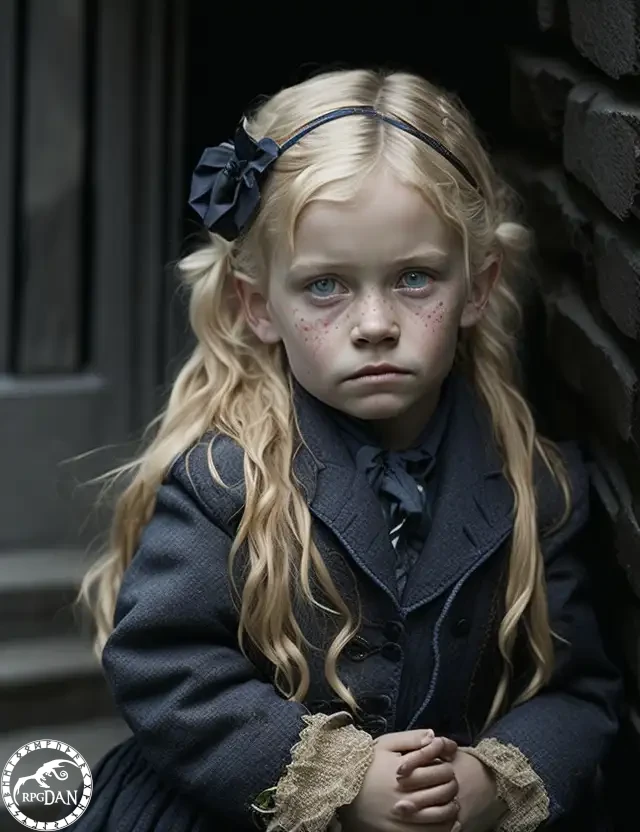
[396,737,444,775]
[396,739,453,776]
[376,728,434,752]
[393,798,460,825]
[397,760,455,791]
[396,762,457,792]
[392,824,459,832]
[396,778,459,806]
[440,737,458,761]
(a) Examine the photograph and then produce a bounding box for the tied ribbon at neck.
[354,445,434,528]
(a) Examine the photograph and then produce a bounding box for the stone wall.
[499,2,640,827]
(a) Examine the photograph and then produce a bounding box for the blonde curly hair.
[79,68,569,729]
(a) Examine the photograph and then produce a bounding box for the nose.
[351,296,400,345]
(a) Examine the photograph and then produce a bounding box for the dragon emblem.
[12,759,80,804]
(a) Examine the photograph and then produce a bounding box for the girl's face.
[239,165,495,447]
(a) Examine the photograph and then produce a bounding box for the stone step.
[0,716,131,831]
[0,635,118,733]
[0,549,95,641]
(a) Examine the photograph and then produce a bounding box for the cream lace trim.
[265,711,375,832]
[462,738,550,832]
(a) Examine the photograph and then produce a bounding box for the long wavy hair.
[79,68,570,728]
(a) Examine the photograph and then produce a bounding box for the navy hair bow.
[189,106,481,241]
[188,122,279,241]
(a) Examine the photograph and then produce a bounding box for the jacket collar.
[292,372,514,612]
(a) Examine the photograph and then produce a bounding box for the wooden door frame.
[0,0,188,550]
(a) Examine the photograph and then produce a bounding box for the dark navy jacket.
[88,376,621,832]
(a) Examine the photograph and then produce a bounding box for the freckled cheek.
[291,312,338,359]
[413,301,456,331]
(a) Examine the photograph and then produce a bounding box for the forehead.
[291,166,453,267]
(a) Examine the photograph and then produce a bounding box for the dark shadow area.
[183,0,525,211]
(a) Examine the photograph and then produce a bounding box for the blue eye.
[308,278,339,296]
[400,270,431,289]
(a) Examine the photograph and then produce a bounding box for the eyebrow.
[289,248,451,274]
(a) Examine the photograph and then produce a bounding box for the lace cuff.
[251,711,374,832]
[462,738,549,832]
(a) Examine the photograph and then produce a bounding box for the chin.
[345,394,412,421]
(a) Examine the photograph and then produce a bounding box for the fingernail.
[396,766,406,777]
[394,801,414,814]
[420,730,434,746]
[452,823,462,832]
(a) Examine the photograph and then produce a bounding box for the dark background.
[0,1,637,829]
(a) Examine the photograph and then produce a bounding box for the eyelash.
[305,271,436,300]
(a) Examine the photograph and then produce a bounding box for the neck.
[290,373,451,452]
[364,387,442,450]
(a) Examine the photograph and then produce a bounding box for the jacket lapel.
[291,383,401,608]
[400,377,514,613]
[291,374,515,614]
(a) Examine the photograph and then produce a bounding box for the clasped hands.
[338,727,504,832]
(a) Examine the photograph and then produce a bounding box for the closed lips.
[349,365,410,378]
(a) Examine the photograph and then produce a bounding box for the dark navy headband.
[188,105,481,241]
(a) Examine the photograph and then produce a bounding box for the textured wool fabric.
[320,375,453,599]
[463,738,550,832]
[266,712,375,832]
[67,373,620,831]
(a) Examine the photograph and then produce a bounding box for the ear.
[234,272,281,344]
[460,257,501,329]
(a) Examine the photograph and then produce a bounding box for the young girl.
[74,68,620,832]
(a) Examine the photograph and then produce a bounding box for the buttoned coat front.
[75,378,621,832]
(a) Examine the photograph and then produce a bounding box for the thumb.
[376,728,434,752]
[440,737,458,761]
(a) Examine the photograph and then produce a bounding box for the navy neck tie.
[354,445,435,597]
[354,445,434,532]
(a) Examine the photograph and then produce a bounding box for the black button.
[362,715,388,736]
[381,642,403,662]
[346,636,371,662]
[383,620,404,642]
[451,618,471,637]
[347,649,368,662]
